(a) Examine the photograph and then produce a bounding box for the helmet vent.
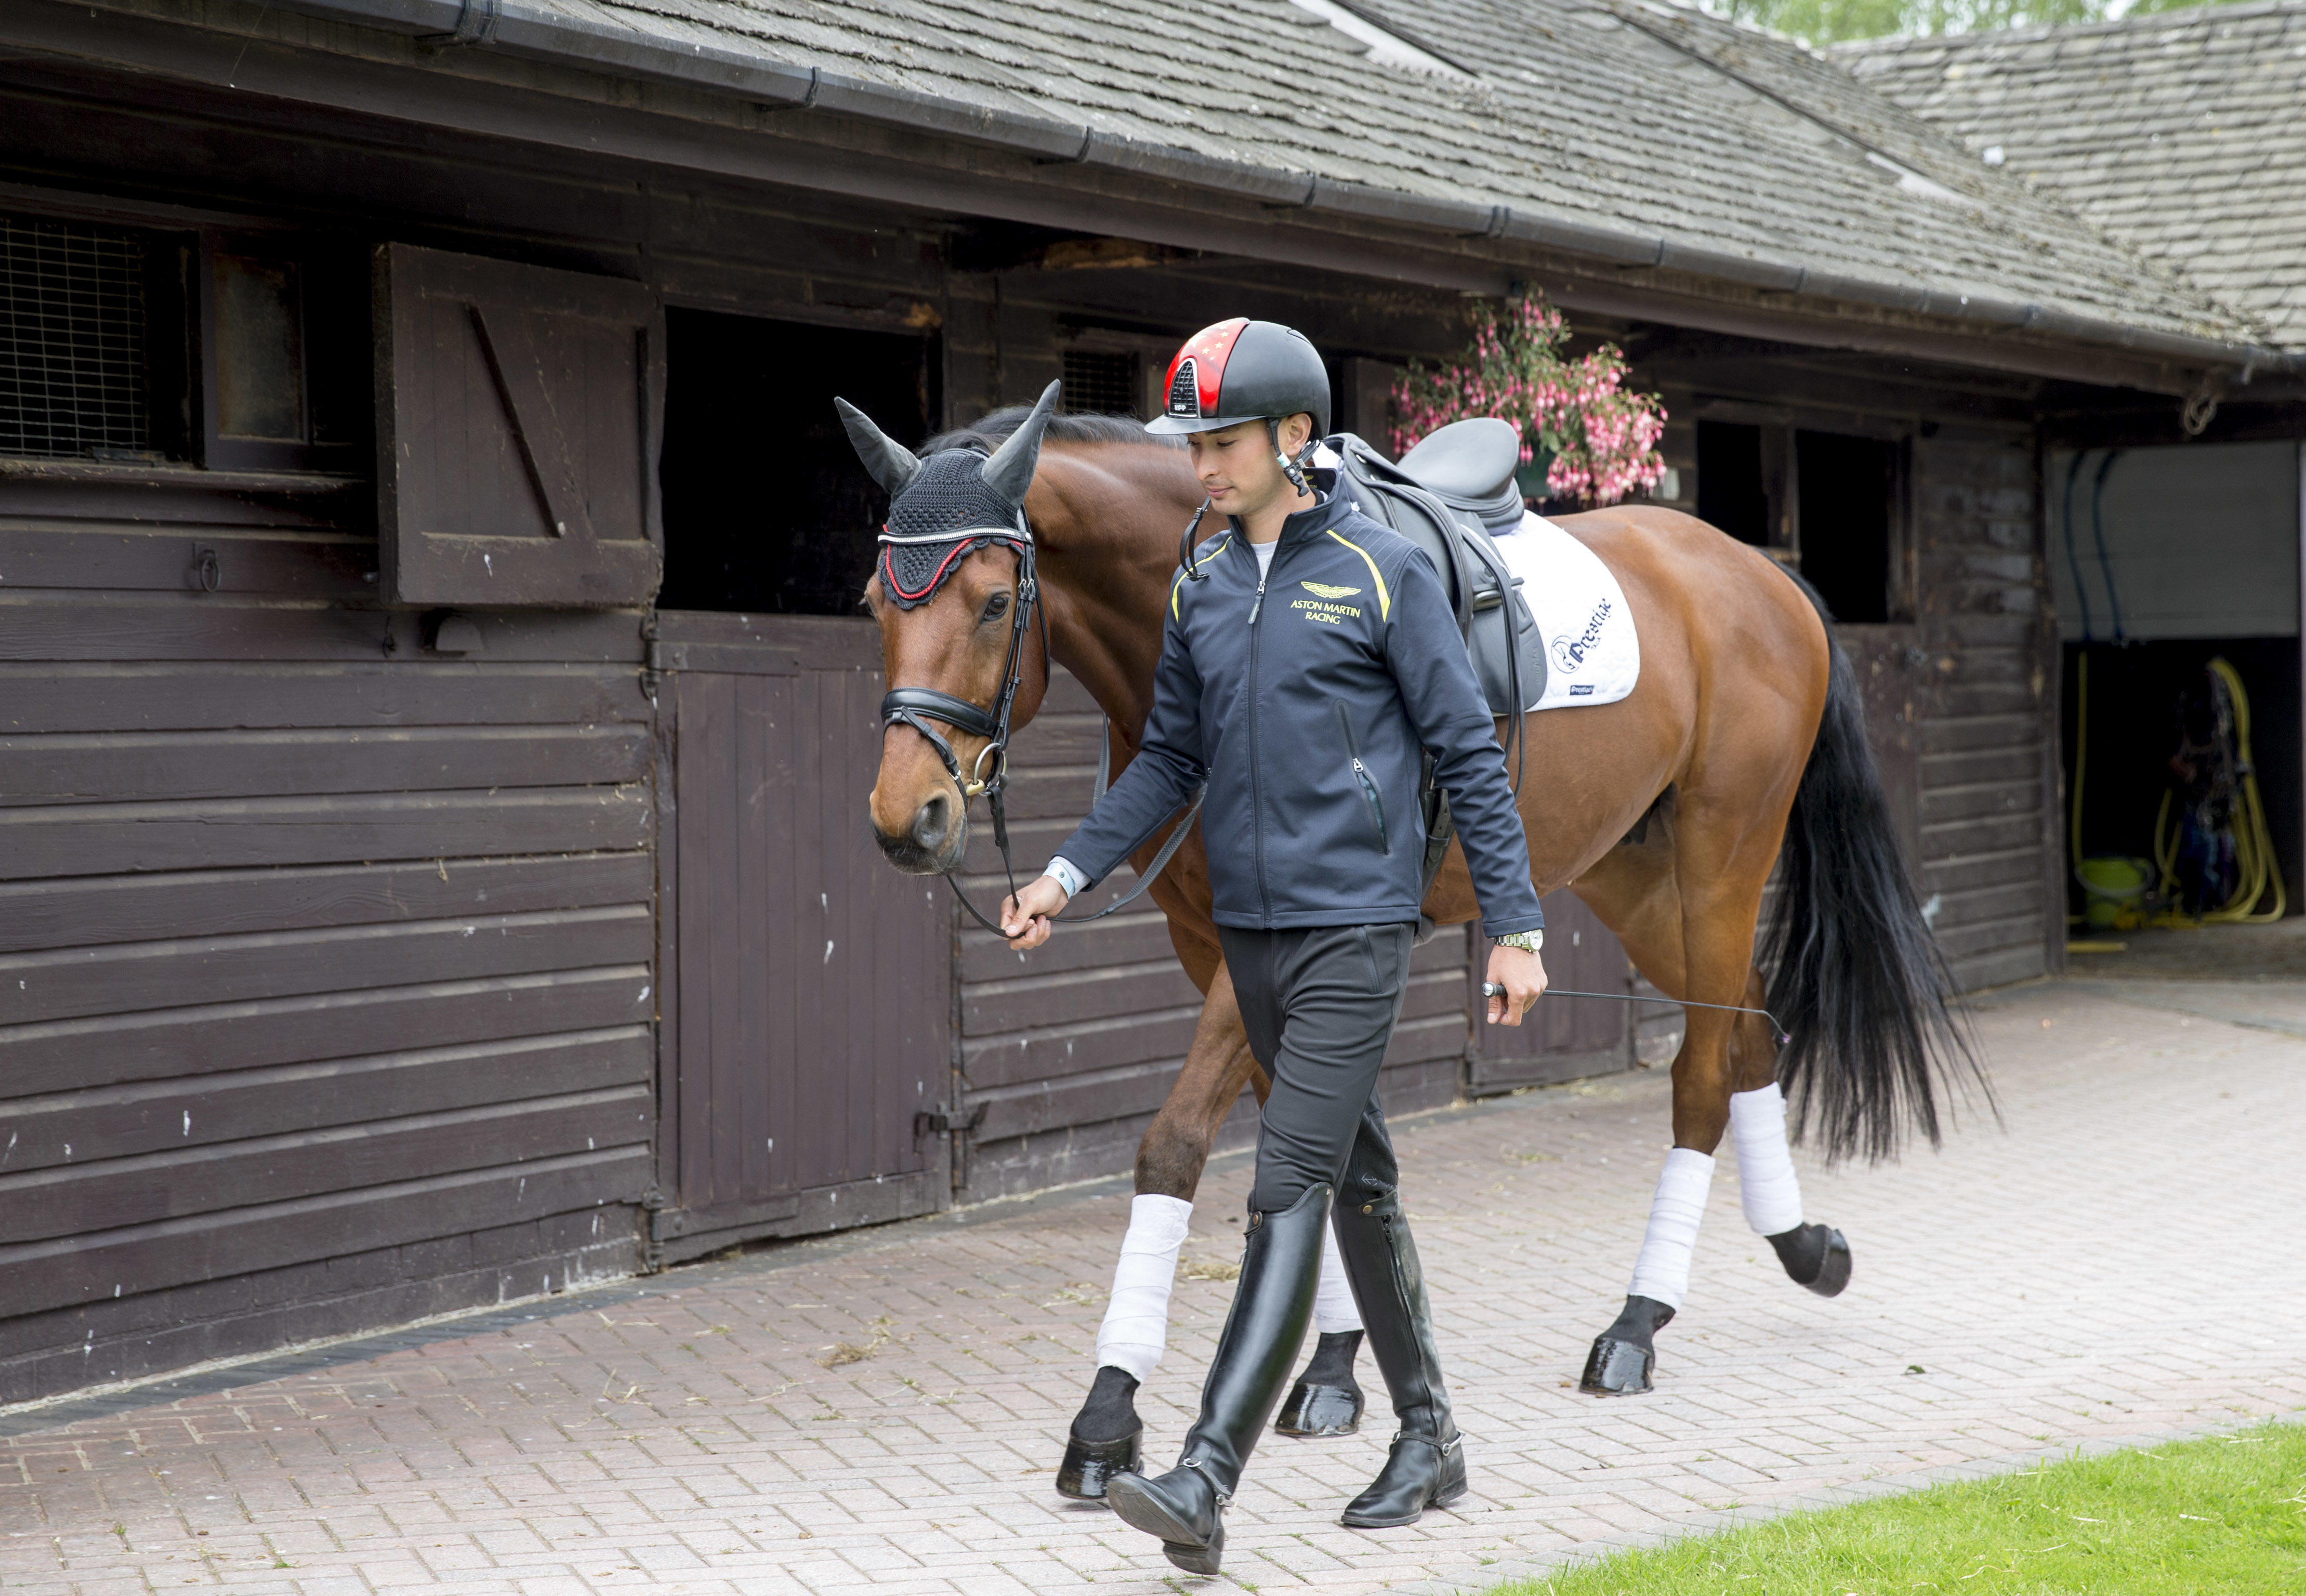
[1167,359,1200,416]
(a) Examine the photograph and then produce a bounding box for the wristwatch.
[1494,931,1543,955]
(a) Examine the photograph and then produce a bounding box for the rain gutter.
[198,0,2306,377]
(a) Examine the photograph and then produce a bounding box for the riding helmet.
[1145,318,1332,438]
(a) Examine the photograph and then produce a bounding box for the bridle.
[877,515,1204,940]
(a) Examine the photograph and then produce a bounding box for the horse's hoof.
[1579,1335,1654,1395]
[1769,1222,1853,1299]
[1275,1379,1363,1436]
[1807,1228,1852,1297]
[1056,1428,1141,1500]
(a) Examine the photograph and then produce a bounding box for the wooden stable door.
[652,613,948,1262]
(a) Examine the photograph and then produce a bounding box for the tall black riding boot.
[1104,1184,1329,1574]
[1333,1178,1467,1527]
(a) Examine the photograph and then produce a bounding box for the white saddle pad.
[1495,511,1640,711]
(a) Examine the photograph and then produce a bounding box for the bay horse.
[859,405,1975,1484]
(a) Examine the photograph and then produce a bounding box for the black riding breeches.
[1218,922,1415,1215]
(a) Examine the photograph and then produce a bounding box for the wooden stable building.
[1846,1,2306,922]
[0,0,2286,1405]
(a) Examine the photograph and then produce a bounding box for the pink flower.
[1391,290,1666,509]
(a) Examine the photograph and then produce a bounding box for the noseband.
[878,516,1204,939]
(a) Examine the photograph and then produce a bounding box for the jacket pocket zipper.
[1335,700,1390,854]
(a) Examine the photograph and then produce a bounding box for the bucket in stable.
[2077,854,2153,930]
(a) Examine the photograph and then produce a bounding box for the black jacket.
[1056,487,1545,938]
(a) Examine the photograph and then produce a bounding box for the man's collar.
[1276,485,1354,545]
[1226,479,1351,546]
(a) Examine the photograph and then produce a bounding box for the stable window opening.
[0,210,367,472]
[1794,429,1904,624]
[0,213,183,461]
[658,309,938,615]
[1695,419,1773,547]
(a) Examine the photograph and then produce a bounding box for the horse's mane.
[924,407,1182,455]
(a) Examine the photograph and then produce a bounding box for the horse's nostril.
[912,795,951,852]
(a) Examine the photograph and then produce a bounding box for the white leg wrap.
[1626,1147,1715,1311]
[1093,1194,1193,1382]
[1729,1081,1806,1236]
[1311,1218,1364,1335]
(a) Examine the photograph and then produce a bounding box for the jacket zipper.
[1334,700,1390,855]
[1246,538,1276,922]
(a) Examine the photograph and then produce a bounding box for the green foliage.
[1490,1420,2306,1595]
[1711,0,2249,44]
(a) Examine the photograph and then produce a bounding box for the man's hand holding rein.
[1001,870,1072,949]
[1483,930,1547,1026]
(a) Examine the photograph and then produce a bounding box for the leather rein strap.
[877,518,1204,941]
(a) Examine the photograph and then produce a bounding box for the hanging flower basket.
[1391,292,1668,509]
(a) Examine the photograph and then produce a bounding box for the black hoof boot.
[1580,1295,1676,1395]
[1769,1223,1852,1298]
[1057,1429,1140,1501]
[1107,1463,1226,1574]
[1275,1330,1364,1437]
[1057,1366,1143,1500]
[1340,1432,1467,1527]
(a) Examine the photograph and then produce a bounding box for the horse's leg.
[1568,798,1794,1395]
[1726,1053,1854,1298]
[1572,813,1850,1341]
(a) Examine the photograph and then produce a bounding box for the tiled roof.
[1839,0,2306,350]
[532,0,2251,350]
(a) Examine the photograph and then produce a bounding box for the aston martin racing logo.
[1300,581,1362,600]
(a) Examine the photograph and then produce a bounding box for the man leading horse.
[844,309,1975,1579]
[997,319,1546,1573]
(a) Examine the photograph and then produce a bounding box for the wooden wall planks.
[0,461,657,1404]
[1910,426,2054,991]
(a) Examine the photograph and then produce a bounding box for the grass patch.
[1494,1420,2306,1595]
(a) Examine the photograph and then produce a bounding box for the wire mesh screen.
[1062,349,1139,417]
[0,215,150,458]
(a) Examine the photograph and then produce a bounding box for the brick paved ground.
[5,977,2304,1595]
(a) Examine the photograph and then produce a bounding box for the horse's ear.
[981,379,1061,505]
[835,398,921,496]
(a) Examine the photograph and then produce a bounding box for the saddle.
[1326,423,1548,716]
[1324,419,1545,930]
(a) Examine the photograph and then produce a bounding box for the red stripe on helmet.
[1164,318,1249,420]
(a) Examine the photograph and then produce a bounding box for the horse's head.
[844,381,1059,875]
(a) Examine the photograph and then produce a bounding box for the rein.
[877,518,1204,942]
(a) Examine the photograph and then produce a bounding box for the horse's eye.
[982,592,1011,623]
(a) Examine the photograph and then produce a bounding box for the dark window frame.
[0,189,374,479]
[194,228,368,476]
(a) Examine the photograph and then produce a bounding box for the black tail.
[1764,579,1988,1163]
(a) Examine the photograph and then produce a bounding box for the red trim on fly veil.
[879,536,980,603]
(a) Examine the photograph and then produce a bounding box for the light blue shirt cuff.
[1045,856,1087,902]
